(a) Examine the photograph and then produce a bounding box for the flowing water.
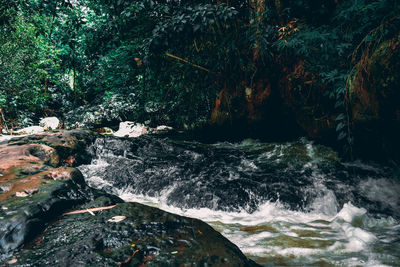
[78,135,400,266]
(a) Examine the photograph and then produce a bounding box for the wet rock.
[81,136,342,213]
[0,129,97,258]
[0,143,58,171]
[12,202,257,266]
[5,129,95,166]
[0,167,92,255]
[0,130,257,266]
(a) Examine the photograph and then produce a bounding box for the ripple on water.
[78,136,400,266]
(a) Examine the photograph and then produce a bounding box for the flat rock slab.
[0,130,97,257]
[12,201,258,266]
[2,129,95,166]
[0,143,57,173]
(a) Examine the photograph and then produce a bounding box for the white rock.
[114,122,148,138]
[0,135,13,142]
[40,117,60,130]
[14,126,45,135]
[155,125,173,131]
[15,191,29,197]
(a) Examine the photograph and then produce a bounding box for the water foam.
[78,137,400,266]
[115,179,383,264]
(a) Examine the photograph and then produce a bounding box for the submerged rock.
[12,201,257,266]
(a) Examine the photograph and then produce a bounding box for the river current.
[78,134,400,266]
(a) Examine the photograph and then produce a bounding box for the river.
[78,134,400,266]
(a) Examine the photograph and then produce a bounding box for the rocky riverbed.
[0,130,257,266]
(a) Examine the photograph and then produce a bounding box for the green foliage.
[275,0,399,155]
[0,16,48,119]
[0,0,398,156]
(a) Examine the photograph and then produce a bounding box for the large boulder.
[0,129,97,258]
[4,129,95,166]
[0,167,97,255]
[10,201,257,266]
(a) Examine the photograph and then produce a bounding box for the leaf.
[335,113,345,121]
[107,216,127,223]
[334,100,343,109]
[86,209,95,216]
[337,131,347,141]
[347,136,354,144]
[8,258,17,265]
[336,122,345,131]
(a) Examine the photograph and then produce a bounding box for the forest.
[1,0,400,266]
[1,0,399,158]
